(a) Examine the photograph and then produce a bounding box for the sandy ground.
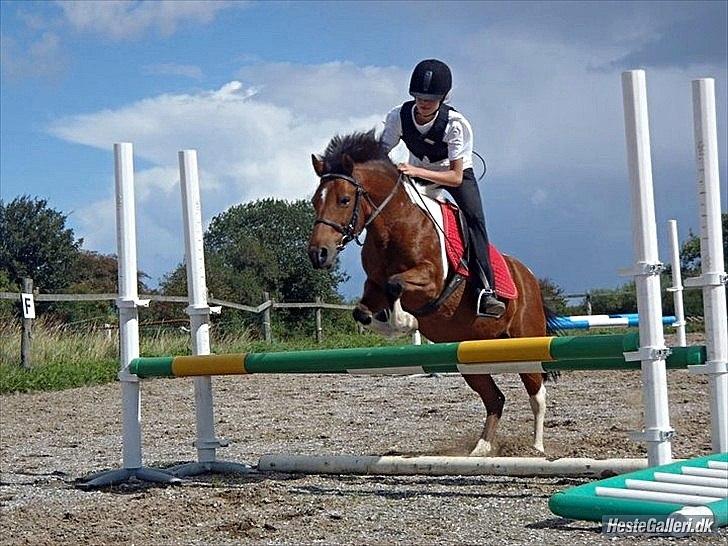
[1,334,725,545]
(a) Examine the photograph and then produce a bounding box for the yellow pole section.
[171,354,248,376]
[457,337,555,363]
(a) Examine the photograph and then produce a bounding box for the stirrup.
[476,289,505,318]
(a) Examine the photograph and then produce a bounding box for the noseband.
[314,172,403,251]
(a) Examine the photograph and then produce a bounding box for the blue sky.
[1,0,726,300]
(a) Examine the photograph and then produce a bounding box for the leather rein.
[314,172,403,251]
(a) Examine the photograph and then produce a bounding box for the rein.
[314,172,403,251]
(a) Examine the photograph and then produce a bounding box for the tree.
[49,251,124,324]
[0,196,83,291]
[539,277,568,315]
[680,213,727,276]
[160,198,349,335]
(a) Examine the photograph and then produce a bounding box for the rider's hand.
[397,163,420,177]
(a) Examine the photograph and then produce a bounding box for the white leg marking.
[469,415,500,457]
[529,384,546,453]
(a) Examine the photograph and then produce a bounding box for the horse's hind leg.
[520,373,546,454]
[463,374,504,456]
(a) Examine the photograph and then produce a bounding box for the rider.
[379,59,506,318]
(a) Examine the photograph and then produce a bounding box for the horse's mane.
[321,129,393,173]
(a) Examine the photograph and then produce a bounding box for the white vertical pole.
[621,70,673,466]
[686,79,728,453]
[82,144,176,487]
[666,220,687,347]
[179,150,221,464]
[114,143,143,470]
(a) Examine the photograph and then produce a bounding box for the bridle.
[314,172,403,251]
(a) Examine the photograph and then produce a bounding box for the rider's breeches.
[445,168,495,292]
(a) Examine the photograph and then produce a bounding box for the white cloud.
[0,32,67,81]
[48,64,401,282]
[48,53,726,291]
[57,0,244,40]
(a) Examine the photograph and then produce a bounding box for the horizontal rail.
[129,334,707,378]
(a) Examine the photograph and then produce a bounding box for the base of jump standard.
[257,455,650,478]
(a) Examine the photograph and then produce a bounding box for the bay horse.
[308,130,552,456]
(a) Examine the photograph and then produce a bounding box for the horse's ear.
[311,154,326,177]
[341,153,354,175]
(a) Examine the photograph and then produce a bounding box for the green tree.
[160,198,349,336]
[539,277,568,315]
[0,196,82,291]
[49,251,123,324]
[679,213,727,275]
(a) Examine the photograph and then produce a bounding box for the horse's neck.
[360,168,435,246]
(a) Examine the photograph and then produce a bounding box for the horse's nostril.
[319,247,328,264]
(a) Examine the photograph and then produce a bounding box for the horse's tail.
[544,305,568,337]
[543,304,563,382]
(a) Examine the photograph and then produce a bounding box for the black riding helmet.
[409,59,452,100]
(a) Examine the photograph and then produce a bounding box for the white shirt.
[380,103,474,171]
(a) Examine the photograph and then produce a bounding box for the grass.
[1,317,700,395]
[0,319,413,394]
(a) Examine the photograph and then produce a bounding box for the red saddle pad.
[441,202,518,300]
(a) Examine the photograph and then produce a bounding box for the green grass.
[0,319,414,394]
[0,359,118,393]
[4,317,695,395]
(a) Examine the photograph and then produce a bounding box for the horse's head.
[308,153,366,269]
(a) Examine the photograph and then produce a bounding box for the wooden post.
[21,277,33,368]
[315,296,323,343]
[262,291,272,343]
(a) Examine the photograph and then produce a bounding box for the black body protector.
[399,101,453,163]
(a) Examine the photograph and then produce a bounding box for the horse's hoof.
[352,307,372,325]
[469,439,494,457]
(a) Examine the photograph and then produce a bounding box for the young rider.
[379,59,506,318]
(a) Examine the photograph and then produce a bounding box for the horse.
[307,130,553,456]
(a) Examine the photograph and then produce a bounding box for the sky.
[1,0,726,301]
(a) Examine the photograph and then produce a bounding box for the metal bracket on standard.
[629,427,676,443]
[116,297,151,308]
[623,346,672,363]
[194,437,230,450]
[185,304,222,316]
[618,261,666,278]
[117,369,140,383]
[683,271,728,288]
[688,360,728,376]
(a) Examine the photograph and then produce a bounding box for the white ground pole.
[82,144,180,487]
[621,70,674,467]
[684,78,728,453]
[666,220,687,347]
[171,150,252,477]
[258,455,649,478]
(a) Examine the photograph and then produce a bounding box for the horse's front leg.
[385,262,440,307]
[377,263,440,334]
[353,279,387,326]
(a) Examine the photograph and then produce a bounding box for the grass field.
[0,319,407,394]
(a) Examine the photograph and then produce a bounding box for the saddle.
[402,180,517,316]
[440,201,518,300]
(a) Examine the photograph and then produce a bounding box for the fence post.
[262,291,272,343]
[20,277,33,368]
[315,296,323,343]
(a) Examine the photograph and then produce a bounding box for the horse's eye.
[340,196,351,205]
